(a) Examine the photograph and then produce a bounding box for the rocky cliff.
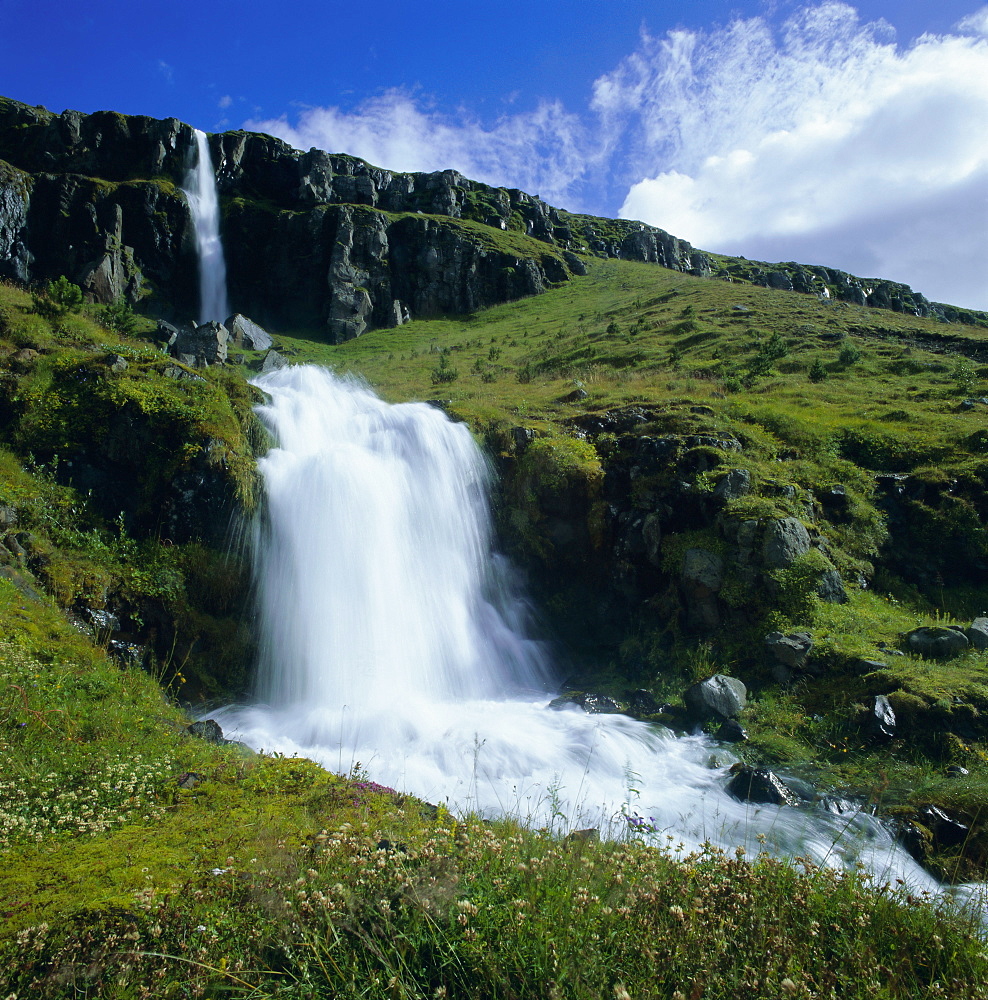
[3,96,979,339]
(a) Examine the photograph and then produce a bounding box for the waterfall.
[215,365,980,907]
[184,129,229,324]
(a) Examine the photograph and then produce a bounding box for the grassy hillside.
[276,257,988,880]
[1,265,988,996]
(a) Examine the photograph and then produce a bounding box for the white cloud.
[607,3,988,307]
[957,6,988,35]
[243,4,988,309]
[245,90,597,209]
[218,95,233,109]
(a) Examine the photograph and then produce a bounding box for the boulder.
[762,517,811,569]
[171,320,229,367]
[713,468,752,502]
[258,349,288,373]
[186,719,224,743]
[681,548,724,629]
[225,313,273,351]
[904,626,970,660]
[682,548,724,591]
[715,719,748,743]
[725,766,798,807]
[966,617,988,651]
[764,631,813,670]
[684,674,746,721]
[816,569,848,604]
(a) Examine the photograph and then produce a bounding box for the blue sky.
[3,1,987,307]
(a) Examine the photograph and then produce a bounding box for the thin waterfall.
[183,129,229,324]
[215,365,982,912]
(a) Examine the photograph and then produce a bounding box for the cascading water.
[216,365,982,911]
[183,129,229,324]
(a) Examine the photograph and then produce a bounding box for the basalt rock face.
[222,201,571,339]
[0,100,199,314]
[0,97,708,337]
[2,96,981,336]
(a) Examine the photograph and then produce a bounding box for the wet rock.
[549,691,624,714]
[725,765,798,807]
[904,626,970,660]
[820,796,859,814]
[863,694,897,740]
[626,689,666,717]
[920,805,969,848]
[684,674,746,721]
[715,719,748,743]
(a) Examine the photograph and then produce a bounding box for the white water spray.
[184,129,229,324]
[216,365,981,909]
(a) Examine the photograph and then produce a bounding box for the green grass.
[2,260,988,995]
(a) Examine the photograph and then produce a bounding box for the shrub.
[99,297,139,337]
[31,276,83,320]
[430,349,459,385]
[838,344,862,367]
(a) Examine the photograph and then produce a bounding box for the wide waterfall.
[216,365,979,905]
[183,129,229,324]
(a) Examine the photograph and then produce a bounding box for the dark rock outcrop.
[5,96,974,341]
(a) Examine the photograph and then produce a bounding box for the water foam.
[216,365,982,909]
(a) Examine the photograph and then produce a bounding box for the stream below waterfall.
[214,364,984,912]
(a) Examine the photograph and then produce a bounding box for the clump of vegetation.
[431,347,459,385]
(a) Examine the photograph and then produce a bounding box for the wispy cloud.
[243,3,988,308]
[218,95,233,109]
[246,90,597,210]
[607,2,988,306]
[157,60,174,85]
